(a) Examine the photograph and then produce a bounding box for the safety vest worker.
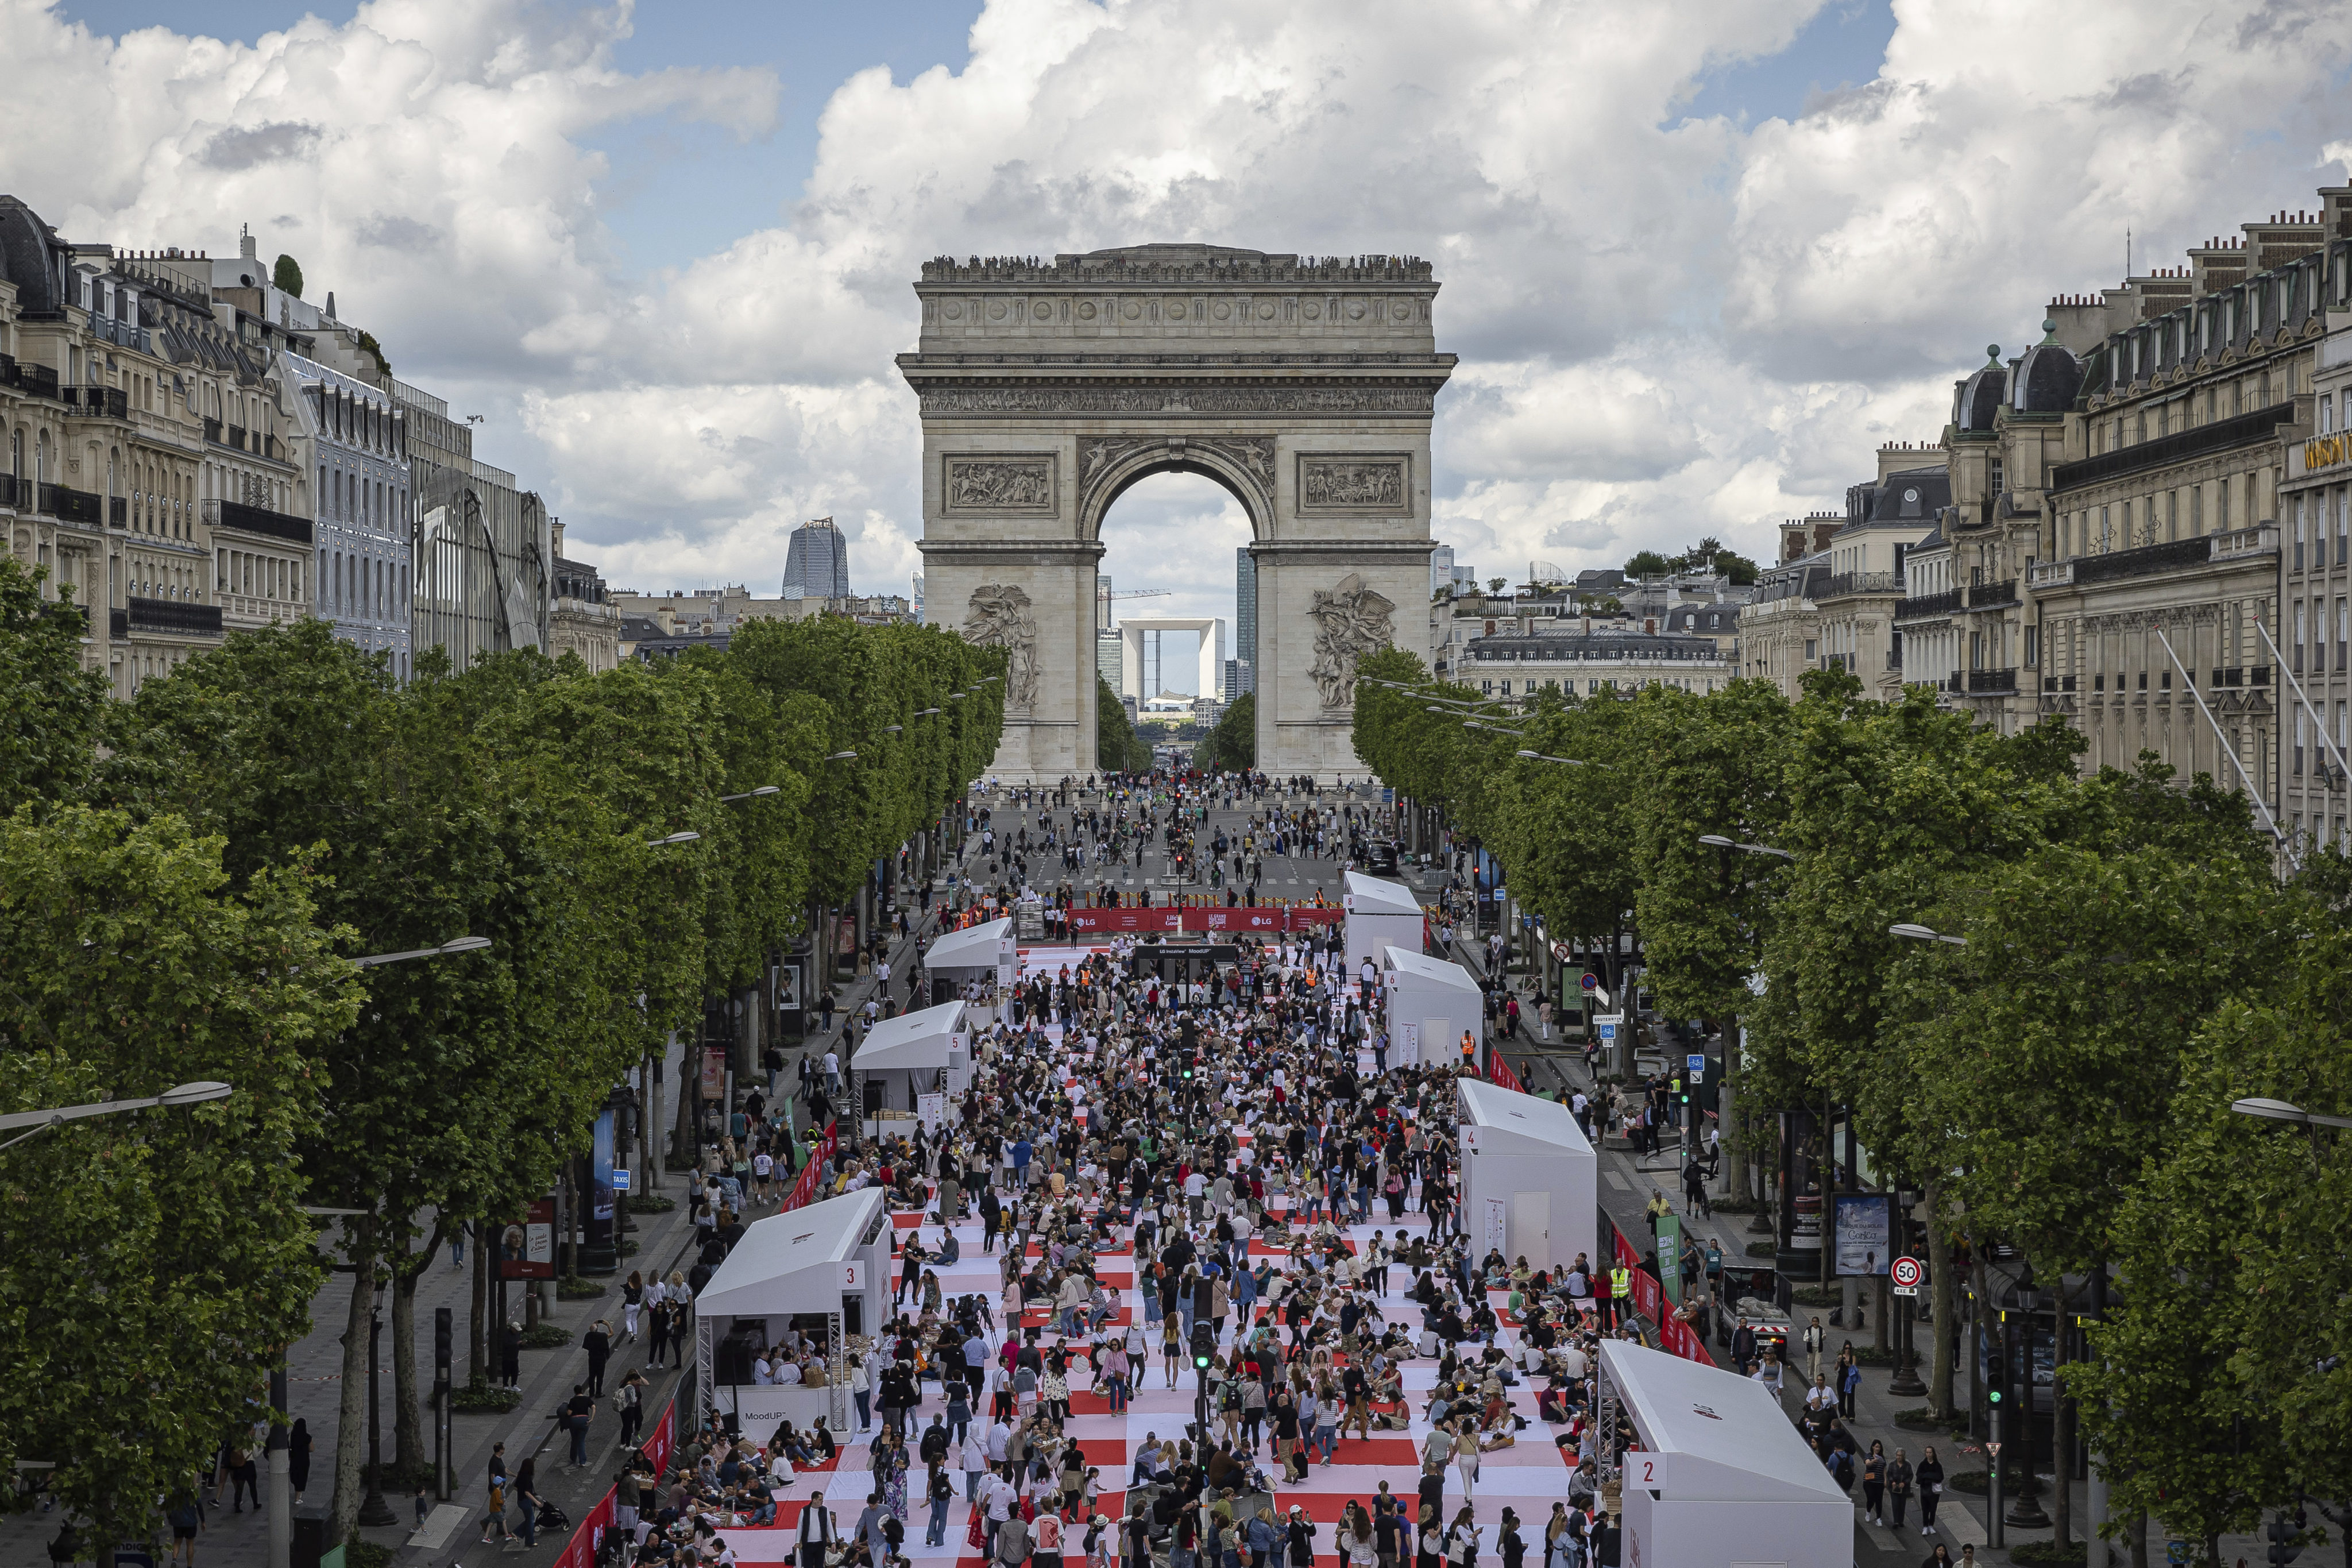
[1610,1266,1632,1300]
[1460,1030,1477,1063]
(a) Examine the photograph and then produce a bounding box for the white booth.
[1598,1340,1853,1568]
[694,1188,893,1438]
[1343,872,1424,974]
[925,916,1015,1015]
[1383,945,1483,1069]
[1457,1077,1595,1275]
[852,998,972,1118]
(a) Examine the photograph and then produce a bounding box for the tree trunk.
[469,1220,488,1384]
[1873,1274,1889,1354]
[392,1245,420,1476]
[1922,1184,1957,1420]
[329,1218,377,1545]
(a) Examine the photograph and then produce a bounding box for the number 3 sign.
[843,1261,867,1290]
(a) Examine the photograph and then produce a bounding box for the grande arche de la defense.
[898,243,1455,781]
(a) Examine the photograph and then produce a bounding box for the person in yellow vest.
[1606,1262,1633,1331]
[1459,1030,1477,1071]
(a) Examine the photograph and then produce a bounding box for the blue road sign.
[613,1168,633,1193]
[1687,1053,1706,1075]
[1579,972,1599,993]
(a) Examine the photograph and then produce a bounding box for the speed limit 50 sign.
[1891,1255,1924,1295]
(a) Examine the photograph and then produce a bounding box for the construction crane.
[1103,589,1171,602]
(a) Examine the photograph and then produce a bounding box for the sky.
[15,0,2352,692]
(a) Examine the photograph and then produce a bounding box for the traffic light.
[1190,1322,1216,1370]
[2267,1510,2305,1565]
[434,1306,453,1370]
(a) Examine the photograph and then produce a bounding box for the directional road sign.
[613,1168,633,1193]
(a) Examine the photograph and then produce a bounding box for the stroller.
[535,1499,571,1533]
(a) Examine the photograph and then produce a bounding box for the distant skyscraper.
[1097,629,1123,693]
[782,517,852,600]
[910,572,925,625]
[1430,544,1454,598]
[1097,573,1114,633]
[1235,549,1257,675]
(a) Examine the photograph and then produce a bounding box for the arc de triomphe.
[898,244,1455,781]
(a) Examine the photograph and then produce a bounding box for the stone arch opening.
[902,243,1455,780]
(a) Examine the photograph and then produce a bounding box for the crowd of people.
[584,892,1683,1568]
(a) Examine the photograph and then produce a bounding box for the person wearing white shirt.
[752,1353,775,1387]
[776,1357,804,1386]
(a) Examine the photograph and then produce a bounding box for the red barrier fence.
[1488,1054,1524,1094]
[1612,1227,1715,1367]
[555,1391,678,1568]
[781,1121,839,1213]
[1062,906,1343,934]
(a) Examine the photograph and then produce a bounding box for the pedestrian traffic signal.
[2267,1512,2304,1565]
[434,1306,454,1371]
[1191,1323,1215,1369]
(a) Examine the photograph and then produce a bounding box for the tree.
[273,253,304,298]
[1097,675,1150,774]
[1622,550,1674,578]
[1628,679,1799,1194]
[0,805,358,1543]
[1486,576,1507,594]
[1200,692,1254,773]
[0,554,107,814]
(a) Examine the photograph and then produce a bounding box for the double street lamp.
[0,1080,234,1153]
[1698,833,1793,860]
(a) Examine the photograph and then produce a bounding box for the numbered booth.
[1597,1339,1852,1567]
[1382,945,1483,1069]
[1457,1076,1595,1275]
[1343,871,1426,973]
[925,916,1015,1011]
[694,1187,892,1438]
[852,998,973,1123]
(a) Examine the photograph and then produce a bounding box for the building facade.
[398,378,548,669]
[286,352,407,673]
[549,519,620,673]
[2276,327,2352,848]
[782,516,852,600]
[1467,625,1733,703]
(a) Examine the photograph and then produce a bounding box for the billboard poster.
[499,1196,556,1279]
[1834,1193,1893,1276]
[1396,1022,1421,1067]
[775,959,802,1013]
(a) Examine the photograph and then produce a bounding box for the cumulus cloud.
[7,0,2349,600]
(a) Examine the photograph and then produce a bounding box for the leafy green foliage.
[0,806,357,1539]
[0,554,107,814]
[273,253,304,297]
[1096,675,1151,774]
[1199,692,1255,773]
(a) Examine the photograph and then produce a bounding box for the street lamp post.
[2003,1262,2051,1530]
[356,1277,396,1528]
[2231,1096,2352,1175]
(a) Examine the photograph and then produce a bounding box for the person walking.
[511,1458,544,1549]
[925,1461,955,1547]
[582,1319,613,1397]
[288,1419,312,1506]
[477,1445,513,1550]
[1915,1446,1946,1537]
[616,1369,647,1452]
[1886,1448,1915,1532]
[1801,1316,1825,1382]
[1860,1441,1886,1528]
